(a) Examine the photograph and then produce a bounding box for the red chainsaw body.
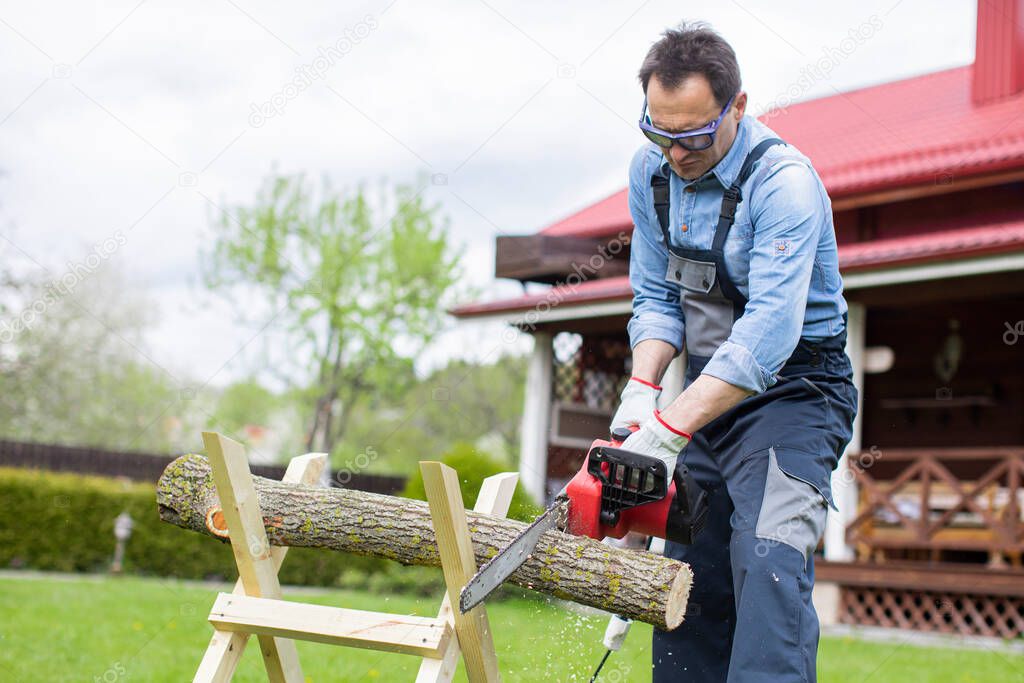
[564,436,676,540]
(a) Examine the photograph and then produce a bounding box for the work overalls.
[649,139,858,683]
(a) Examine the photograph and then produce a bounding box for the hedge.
[0,466,384,586]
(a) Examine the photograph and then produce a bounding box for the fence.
[0,439,406,495]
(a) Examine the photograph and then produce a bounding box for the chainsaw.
[459,426,708,614]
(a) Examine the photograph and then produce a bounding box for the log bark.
[156,454,692,630]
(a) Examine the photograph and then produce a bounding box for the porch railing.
[846,447,1024,564]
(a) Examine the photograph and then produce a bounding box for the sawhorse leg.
[420,462,506,683]
[194,432,325,683]
[416,472,517,683]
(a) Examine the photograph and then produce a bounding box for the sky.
[0,0,977,392]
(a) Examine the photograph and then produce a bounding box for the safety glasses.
[638,94,736,151]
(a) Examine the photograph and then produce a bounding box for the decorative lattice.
[551,333,631,410]
[840,586,1024,639]
[552,332,583,403]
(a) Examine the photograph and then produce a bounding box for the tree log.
[156,454,692,630]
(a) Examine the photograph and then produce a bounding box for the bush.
[402,442,542,523]
[336,564,447,597]
[0,466,385,586]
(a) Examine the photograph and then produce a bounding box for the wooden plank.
[420,462,502,683]
[817,560,1024,597]
[847,527,1023,553]
[194,452,326,683]
[208,593,452,658]
[829,166,1024,212]
[202,432,303,683]
[495,234,629,284]
[416,473,518,683]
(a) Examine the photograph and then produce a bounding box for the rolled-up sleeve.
[626,146,684,354]
[701,162,826,392]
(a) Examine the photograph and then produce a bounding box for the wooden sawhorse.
[191,432,511,682]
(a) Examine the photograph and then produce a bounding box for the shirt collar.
[659,116,751,189]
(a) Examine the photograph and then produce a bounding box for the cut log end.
[664,563,694,630]
[205,507,229,538]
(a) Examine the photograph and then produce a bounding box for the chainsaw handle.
[609,424,640,445]
[665,464,709,545]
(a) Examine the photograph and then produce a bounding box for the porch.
[500,267,1024,638]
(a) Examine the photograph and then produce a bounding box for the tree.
[334,354,526,474]
[411,356,527,461]
[0,266,195,452]
[212,379,280,434]
[204,174,460,454]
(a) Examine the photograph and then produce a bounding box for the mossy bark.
[156,454,692,630]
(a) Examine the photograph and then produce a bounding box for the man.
[610,23,858,682]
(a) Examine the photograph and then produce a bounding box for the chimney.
[972,0,1024,104]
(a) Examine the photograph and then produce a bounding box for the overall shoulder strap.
[650,173,673,246]
[736,137,786,188]
[712,137,786,250]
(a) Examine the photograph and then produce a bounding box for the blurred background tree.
[337,354,527,474]
[204,173,461,461]
[0,266,196,451]
[211,378,280,436]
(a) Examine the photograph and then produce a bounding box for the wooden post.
[420,462,502,683]
[658,354,687,410]
[826,301,866,562]
[200,432,304,683]
[416,472,518,683]
[519,331,552,504]
[194,450,326,683]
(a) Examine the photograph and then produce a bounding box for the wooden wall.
[834,180,1024,244]
[861,287,1024,450]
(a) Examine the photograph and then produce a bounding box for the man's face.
[646,73,746,181]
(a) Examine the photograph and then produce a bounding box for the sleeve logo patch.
[773,239,792,257]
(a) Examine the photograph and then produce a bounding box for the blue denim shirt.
[627,115,848,393]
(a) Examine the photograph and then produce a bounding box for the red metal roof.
[452,219,1024,317]
[840,217,1024,271]
[540,188,630,238]
[767,66,1024,198]
[452,277,632,317]
[540,65,1024,240]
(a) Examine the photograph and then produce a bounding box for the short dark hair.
[638,23,741,107]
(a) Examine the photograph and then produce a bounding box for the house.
[453,0,1024,637]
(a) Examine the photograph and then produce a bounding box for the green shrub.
[402,442,542,522]
[0,466,385,586]
[337,564,447,597]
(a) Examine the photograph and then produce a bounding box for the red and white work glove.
[618,410,691,476]
[610,377,662,432]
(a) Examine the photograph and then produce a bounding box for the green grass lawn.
[0,572,1021,682]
